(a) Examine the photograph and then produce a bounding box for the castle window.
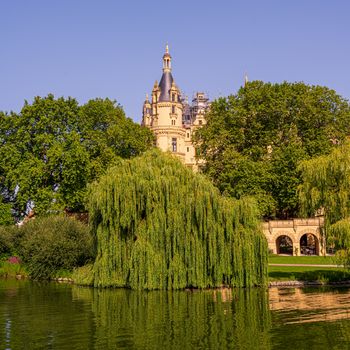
[172,138,177,152]
[172,93,175,102]
[171,120,175,125]
[172,105,175,114]
[187,132,190,138]
[187,147,189,152]
[199,120,203,125]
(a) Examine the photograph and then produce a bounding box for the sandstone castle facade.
[142,46,209,169]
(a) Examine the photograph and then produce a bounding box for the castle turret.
[142,45,208,170]
[142,94,151,127]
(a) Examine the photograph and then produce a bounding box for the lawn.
[268,255,336,265]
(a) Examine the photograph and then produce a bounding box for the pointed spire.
[244,73,249,87]
[165,43,169,54]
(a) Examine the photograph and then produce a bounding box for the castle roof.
[158,71,174,102]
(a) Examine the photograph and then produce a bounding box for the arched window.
[172,138,177,152]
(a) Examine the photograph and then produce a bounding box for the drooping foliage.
[194,81,350,218]
[298,142,350,266]
[0,95,154,218]
[76,150,268,290]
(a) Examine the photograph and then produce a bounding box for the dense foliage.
[75,150,268,290]
[299,142,350,266]
[0,226,16,257]
[0,199,13,226]
[17,216,93,279]
[194,81,350,218]
[0,95,154,219]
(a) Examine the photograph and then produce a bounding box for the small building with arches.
[262,217,325,256]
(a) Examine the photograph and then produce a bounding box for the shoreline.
[2,276,350,289]
[269,280,350,288]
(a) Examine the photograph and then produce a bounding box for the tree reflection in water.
[1,280,350,349]
[72,286,271,349]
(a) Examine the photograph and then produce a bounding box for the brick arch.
[295,228,321,242]
[297,229,321,256]
[275,234,294,255]
[271,231,297,244]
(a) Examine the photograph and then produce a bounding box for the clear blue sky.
[1,0,349,122]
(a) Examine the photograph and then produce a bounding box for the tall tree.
[74,150,268,290]
[0,95,154,218]
[298,142,350,266]
[194,81,350,218]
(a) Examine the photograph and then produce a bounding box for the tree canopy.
[74,150,268,290]
[298,142,350,266]
[0,95,154,218]
[194,81,350,218]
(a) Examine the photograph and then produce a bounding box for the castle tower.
[142,45,185,161]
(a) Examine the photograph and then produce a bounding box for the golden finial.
[146,93,149,101]
[165,44,169,54]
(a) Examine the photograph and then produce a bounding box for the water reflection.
[0,280,95,349]
[0,280,350,349]
[73,287,271,349]
[270,287,350,324]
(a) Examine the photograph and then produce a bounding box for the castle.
[141,46,327,256]
[142,45,210,170]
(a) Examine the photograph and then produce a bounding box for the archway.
[300,233,319,255]
[276,235,293,255]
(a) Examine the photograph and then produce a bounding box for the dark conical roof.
[158,71,173,102]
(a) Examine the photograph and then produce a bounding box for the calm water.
[0,280,350,349]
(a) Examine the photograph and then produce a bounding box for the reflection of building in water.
[142,45,210,170]
[212,288,233,303]
[269,287,350,324]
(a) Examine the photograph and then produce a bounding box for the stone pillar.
[293,242,300,256]
[268,241,277,255]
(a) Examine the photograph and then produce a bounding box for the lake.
[0,280,349,349]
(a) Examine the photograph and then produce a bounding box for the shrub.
[18,215,94,279]
[0,201,14,226]
[0,225,17,257]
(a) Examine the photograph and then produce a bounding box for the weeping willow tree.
[75,150,268,289]
[298,141,350,266]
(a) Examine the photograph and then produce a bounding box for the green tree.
[0,95,154,217]
[18,215,93,279]
[0,198,13,226]
[194,81,350,218]
[298,142,350,266]
[74,150,268,290]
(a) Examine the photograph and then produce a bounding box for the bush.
[0,201,14,226]
[0,226,17,257]
[18,215,94,279]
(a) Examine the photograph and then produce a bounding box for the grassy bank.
[268,255,336,265]
[0,261,27,279]
[268,255,349,283]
